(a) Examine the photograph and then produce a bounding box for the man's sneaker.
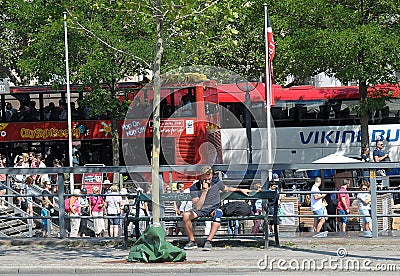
[203,240,212,251]
[184,241,198,250]
[312,231,328,238]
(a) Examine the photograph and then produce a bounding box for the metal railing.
[0,162,398,239]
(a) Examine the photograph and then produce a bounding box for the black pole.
[245,90,253,164]
[58,173,67,238]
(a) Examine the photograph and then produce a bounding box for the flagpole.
[264,4,273,181]
[64,12,74,193]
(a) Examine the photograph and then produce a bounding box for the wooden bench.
[123,190,280,249]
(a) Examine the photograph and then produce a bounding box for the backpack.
[330,188,339,206]
[221,201,252,217]
[64,197,71,213]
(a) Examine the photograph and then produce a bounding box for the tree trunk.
[151,0,163,224]
[111,116,120,185]
[359,80,369,148]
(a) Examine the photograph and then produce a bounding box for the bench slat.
[137,190,277,202]
[127,215,267,222]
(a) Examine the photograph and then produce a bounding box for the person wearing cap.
[102,179,112,196]
[337,179,350,232]
[183,166,249,251]
[89,186,106,237]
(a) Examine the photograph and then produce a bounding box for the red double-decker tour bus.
[1,79,222,189]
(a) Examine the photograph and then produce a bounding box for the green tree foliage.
[2,0,155,167]
[161,0,266,80]
[270,0,400,146]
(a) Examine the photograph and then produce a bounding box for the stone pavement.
[0,232,399,274]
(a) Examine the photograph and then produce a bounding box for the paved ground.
[0,232,400,274]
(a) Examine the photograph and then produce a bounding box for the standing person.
[28,152,39,182]
[119,188,130,236]
[69,189,82,237]
[13,155,26,208]
[105,185,123,237]
[361,147,371,182]
[72,142,80,167]
[337,180,351,233]
[36,153,49,185]
[102,179,112,196]
[14,154,28,187]
[251,183,263,234]
[182,166,249,251]
[267,180,281,235]
[78,188,90,237]
[89,186,106,237]
[41,181,55,222]
[41,200,51,237]
[357,181,372,235]
[373,140,390,176]
[24,176,36,227]
[361,147,371,162]
[0,155,7,208]
[310,177,327,235]
[50,159,62,185]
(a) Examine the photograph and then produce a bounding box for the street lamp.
[235,80,259,164]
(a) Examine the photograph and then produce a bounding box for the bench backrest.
[136,190,278,203]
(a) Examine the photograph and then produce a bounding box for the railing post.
[58,173,67,238]
[370,169,378,238]
[6,175,12,205]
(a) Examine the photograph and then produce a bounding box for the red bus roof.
[218,83,400,103]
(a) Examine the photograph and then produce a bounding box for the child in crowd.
[41,200,51,237]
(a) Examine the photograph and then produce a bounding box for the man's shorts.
[192,208,215,218]
[312,207,327,220]
[107,214,120,225]
[337,209,348,224]
[359,209,372,224]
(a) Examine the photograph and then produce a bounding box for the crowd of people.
[2,99,110,122]
[63,181,131,238]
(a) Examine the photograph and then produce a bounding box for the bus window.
[174,87,196,117]
[204,86,218,115]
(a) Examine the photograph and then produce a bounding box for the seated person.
[182,166,249,251]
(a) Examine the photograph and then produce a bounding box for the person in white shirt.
[310,177,327,233]
[105,185,123,237]
[175,183,192,235]
[357,181,372,232]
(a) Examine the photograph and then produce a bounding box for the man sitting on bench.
[183,166,249,251]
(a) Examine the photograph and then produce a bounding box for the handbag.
[277,207,283,222]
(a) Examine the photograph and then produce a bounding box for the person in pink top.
[0,155,7,208]
[69,189,82,237]
[337,180,351,232]
[89,186,106,237]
